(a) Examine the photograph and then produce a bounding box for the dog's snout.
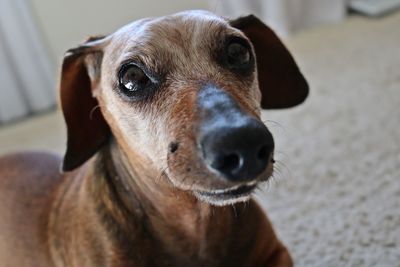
[197,85,274,182]
[201,119,274,182]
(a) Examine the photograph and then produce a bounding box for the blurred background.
[0,0,399,266]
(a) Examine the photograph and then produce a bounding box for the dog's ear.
[230,15,309,109]
[60,36,110,172]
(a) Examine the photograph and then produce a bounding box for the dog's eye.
[118,64,152,96]
[225,39,251,69]
[118,63,157,100]
[227,43,250,66]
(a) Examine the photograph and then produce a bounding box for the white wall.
[214,0,347,37]
[29,0,211,65]
[0,0,56,123]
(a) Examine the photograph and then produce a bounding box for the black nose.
[200,118,274,182]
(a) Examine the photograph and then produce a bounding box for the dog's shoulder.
[0,151,62,184]
[0,151,61,167]
[0,152,64,266]
[0,151,64,205]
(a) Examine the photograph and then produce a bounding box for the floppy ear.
[230,15,309,109]
[60,36,110,172]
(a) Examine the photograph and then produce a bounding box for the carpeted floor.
[0,12,399,267]
[257,12,400,267]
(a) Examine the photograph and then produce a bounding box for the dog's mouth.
[193,181,258,206]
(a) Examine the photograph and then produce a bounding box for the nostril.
[212,153,241,173]
[169,142,179,153]
[257,145,270,160]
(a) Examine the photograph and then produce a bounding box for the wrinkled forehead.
[104,11,243,71]
[114,10,232,47]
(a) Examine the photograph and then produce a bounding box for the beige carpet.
[0,12,399,267]
[257,12,400,267]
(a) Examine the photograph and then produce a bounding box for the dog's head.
[60,11,308,205]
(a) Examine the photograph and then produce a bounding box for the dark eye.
[225,38,252,69]
[118,64,153,97]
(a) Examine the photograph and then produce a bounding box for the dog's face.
[60,11,308,206]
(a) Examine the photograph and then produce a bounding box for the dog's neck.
[89,140,236,265]
[49,140,262,267]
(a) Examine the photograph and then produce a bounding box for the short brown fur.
[0,11,308,267]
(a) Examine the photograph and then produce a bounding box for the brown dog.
[0,10,308,267]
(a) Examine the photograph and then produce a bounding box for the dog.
[0,10,308,267]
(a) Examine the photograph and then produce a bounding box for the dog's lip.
[195,180,258,198]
